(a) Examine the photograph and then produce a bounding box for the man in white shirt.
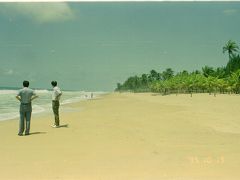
[51,81,62,128]
[16,80,38,136]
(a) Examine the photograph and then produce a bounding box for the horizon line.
[0,0,240,2]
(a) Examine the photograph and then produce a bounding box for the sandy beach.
[0,93,240,180]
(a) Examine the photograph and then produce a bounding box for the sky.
[0,2,240,91]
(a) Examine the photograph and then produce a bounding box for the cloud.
[1,3,75,23]
[50,49,56,53]
[223,9,238,16]
[5,69,14,75]
[0,69,14,76]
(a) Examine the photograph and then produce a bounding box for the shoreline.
[1,93,240,180]
[0,91,108,122]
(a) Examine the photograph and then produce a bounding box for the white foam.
[0,90,18,95]
[32,105,46,114]
[0,91,108,121]
[0,112,19,121]
[61,93,90,105]
[35,89,50,94]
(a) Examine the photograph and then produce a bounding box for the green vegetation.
[116,40,240,96]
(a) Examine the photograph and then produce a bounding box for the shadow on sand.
[29,132,47,135]
[58,124,69,128]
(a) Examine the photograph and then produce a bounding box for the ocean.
[0,88,106,121]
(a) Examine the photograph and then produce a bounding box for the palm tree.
[148,69,159,82]
[206,76,218,96]
[223,40,239,60]
[202,66,215,77]
[229,69,240,93]
[215,67,226,78]
[116,83,122,91]
[162,68,174,80]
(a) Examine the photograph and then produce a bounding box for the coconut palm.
[202,66,215,77]
[229,69,240,93]
[223,40,239,60]
[148,69,159,82]
[162,68,174,80]
[141,74,148,86]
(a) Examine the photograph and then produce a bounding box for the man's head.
[51,81,57,87]
[23,80,29,87]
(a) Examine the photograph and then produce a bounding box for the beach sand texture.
[0,93,240,180]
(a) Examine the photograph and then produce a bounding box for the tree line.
[115,40,240,96]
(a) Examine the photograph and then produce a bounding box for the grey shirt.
[17,87,36,112]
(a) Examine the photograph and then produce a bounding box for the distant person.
[51,81,62,128]
[16,80,38,136]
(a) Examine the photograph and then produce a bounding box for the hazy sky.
[0,2,240,91]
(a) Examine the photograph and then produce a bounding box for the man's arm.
[31,95,39,101]
[57,92,62,99]
[56,89,62,99]
[16,96,21,102]
[31,91,39,101]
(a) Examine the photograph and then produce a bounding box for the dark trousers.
[52,100,60,126]
[19,111,31,135]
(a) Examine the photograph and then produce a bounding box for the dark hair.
[23,80,29,87]
[51,81,57,87]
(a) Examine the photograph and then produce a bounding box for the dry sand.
[0,93,240,180]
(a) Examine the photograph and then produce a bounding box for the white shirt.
[52,86,62,101]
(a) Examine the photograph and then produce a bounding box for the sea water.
[0,88,106,121]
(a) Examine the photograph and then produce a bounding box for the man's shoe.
[25,133,30,136]
[51,125,59,128]
[18,133,23,136]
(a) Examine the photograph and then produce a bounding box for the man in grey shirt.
[16,81,38,136]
